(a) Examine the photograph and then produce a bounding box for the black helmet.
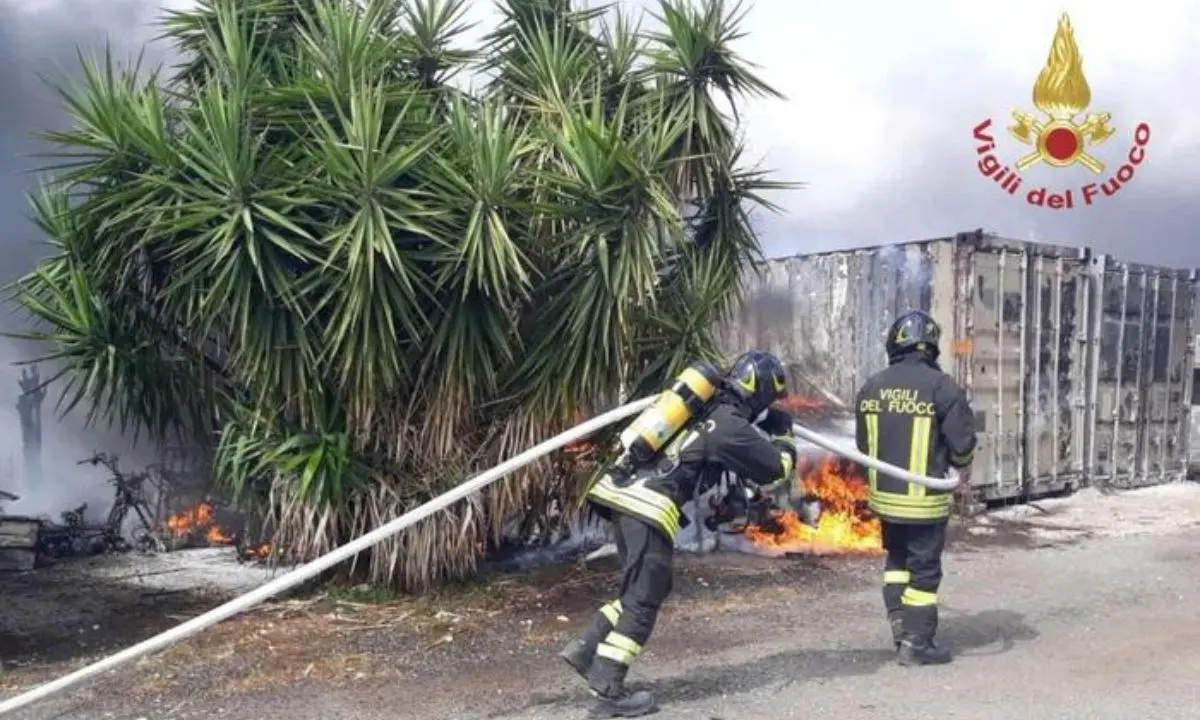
[885,310,942,362]
[726,350,787,417]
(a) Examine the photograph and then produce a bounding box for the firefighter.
[561,350,798,717]
[855,310,977,666]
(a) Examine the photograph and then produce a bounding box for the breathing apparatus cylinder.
[618,361,723,465]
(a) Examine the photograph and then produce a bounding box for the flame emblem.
[1008,13,1115,174]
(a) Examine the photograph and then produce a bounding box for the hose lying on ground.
[0,396,955,716]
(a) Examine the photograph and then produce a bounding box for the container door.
[962,246,1028,501]
[1138,272,1194,483]
[1089,265,1196,487]
[1021,254,1089,492]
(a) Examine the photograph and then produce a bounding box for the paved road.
[8,487,1200,720]
[492,527,1200,720]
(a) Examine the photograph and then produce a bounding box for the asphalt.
[7,486,1200,720]
[488,527,1200,720]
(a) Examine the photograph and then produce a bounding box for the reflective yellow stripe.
[604,632,641,655]
[884,570,911,584]
[599,600,621,625]
[865,413,879,493]
[596,632,642,666]
[902,587,938,606]
[950,451,974,466]
[869,502,949,520]
[908,416,932,497]
[588,475,681,539]
[869,490,950,520]
[596,644,635,665]
[762,451,795,491]
[871,490,950,507]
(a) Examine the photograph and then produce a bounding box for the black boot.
[882,580,906,650]
[888,611,905,651]
[897,604,951,666]
[560,610,616,682]
[587,658,658,718]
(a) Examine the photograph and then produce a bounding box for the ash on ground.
[960,482,1200,547]
[78,546,280,593]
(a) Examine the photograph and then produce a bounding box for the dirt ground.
[3,482,1200,720]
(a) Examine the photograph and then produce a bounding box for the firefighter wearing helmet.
[855,310,977,665]
[562,350,797,717]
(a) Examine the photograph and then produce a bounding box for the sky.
[5,0,1199,267]
[0,0,1197,508]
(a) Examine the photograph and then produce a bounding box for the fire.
[241,541,274,560]
[163,502,235,546]
[562,410,598,458]
[206,525,234,545]
[778,395,828,413]
[165,502,216,537]
[744,455,882,555]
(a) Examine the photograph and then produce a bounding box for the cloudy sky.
[4,0,1198,269]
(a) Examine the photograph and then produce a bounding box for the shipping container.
[720,230,1199,502]
[1191,334,1200,476]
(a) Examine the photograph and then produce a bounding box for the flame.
[163,502,235,546]
[562,410,598,458]
[777,395,828,413]
[242,541,274,560]
[1032,13,1091,119]
[206,525,234,545]
[165,502,217,537]
[744,455,882,555]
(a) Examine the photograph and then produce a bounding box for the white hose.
[0,397,656,716]
[0,398,956,715]
[791,423,962,492]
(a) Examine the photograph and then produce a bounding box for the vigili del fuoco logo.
[972,13,1150,210]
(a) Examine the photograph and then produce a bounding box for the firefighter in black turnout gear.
[855,310,977,666]
[562,351,798,717]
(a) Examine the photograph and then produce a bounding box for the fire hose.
[0,396,957,716]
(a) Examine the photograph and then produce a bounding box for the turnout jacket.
[854,356,977,524]
[587,401,795,542]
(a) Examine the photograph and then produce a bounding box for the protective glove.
[756,407,795,437]
[758,435,798,492]
[773,435,798,472]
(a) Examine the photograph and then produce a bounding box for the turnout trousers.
[881,520,947,643]
[576,512,675,695]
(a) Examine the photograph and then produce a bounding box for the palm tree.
[10,0,790,589]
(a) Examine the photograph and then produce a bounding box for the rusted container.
[720,230,1198,501]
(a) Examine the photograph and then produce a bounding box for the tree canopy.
[11,0,789,588]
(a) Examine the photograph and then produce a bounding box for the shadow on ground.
[503,608,1039,716]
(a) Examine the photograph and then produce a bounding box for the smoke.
[0,0,172,518]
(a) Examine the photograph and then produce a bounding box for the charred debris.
[0,453,275,573]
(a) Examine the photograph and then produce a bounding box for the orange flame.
[165,502,216,537]
[242,541,274,560]
[163,502,235,546]
[744,455,882,555]
[777,395,829,412]
[205,525,234,545]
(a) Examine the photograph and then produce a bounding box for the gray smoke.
[0,0,168,518]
